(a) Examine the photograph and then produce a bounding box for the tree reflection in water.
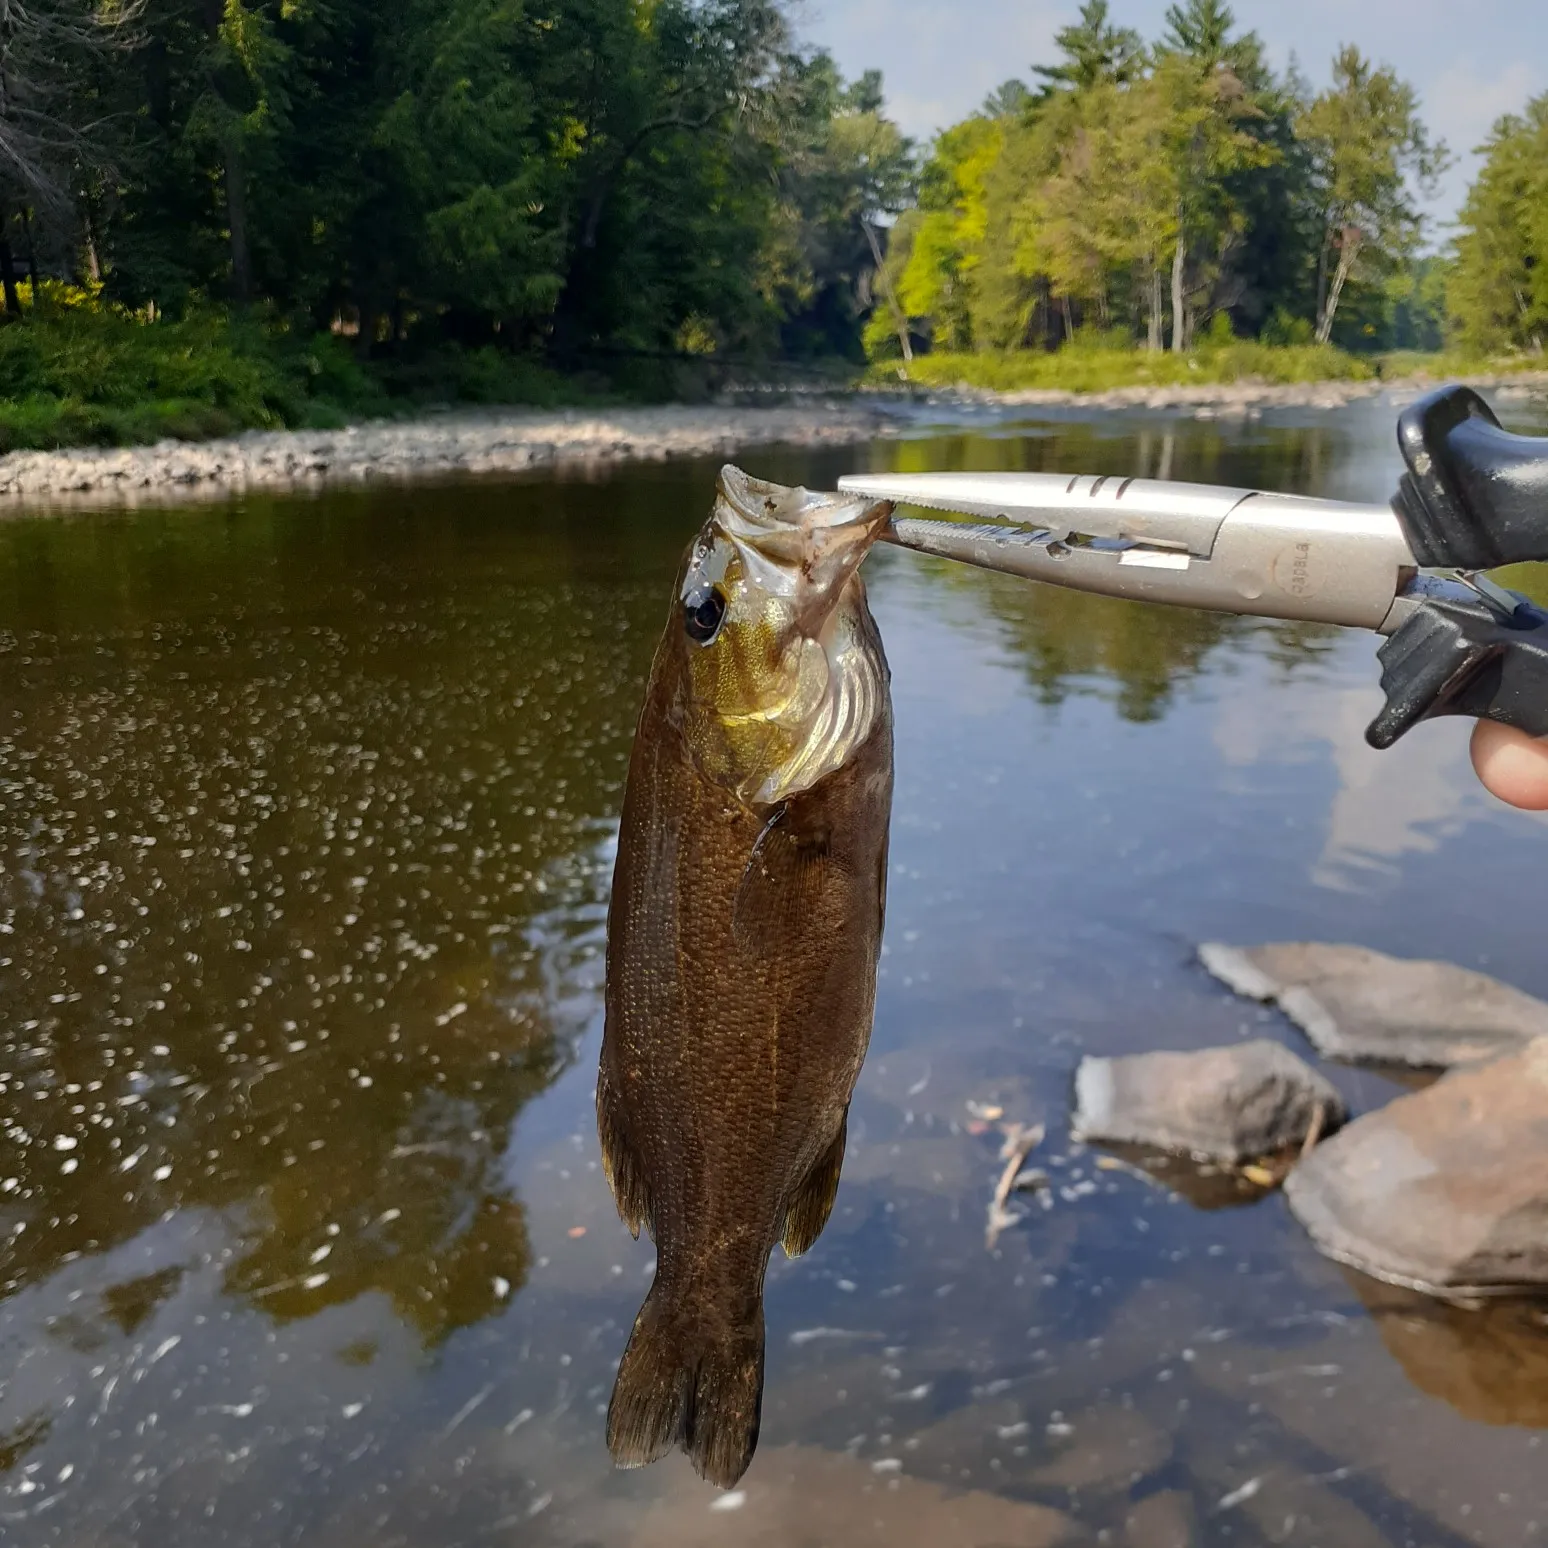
[860,415,1355,720]
[0,483,683,1344]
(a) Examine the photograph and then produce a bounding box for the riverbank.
[920,369,1548,414]
[3,370,1545,507]
[872,341,1548,402]
[0,401,897,506]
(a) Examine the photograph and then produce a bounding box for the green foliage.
[873,340,1377,393]
[0,0,1537,446]
[757,54,914,360]
[1448,95,1548,354]
[1297,45,1447,343]
[1032,2,1144,92]
[3,0,910,416]
[0,308,384,451]
[867,2,1470,371]
[1262,308,1314,346]
[887,117,1004,350]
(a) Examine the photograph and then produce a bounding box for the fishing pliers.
[839,384,1548,749]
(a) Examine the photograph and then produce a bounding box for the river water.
[2,397,1546,1547]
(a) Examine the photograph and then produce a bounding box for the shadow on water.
[0,403,1546,1544]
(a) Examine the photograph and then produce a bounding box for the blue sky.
[796,0,1546,233]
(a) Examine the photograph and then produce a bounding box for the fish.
[597,465,895,1489]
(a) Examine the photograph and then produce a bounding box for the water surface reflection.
[1,403,1546,1545]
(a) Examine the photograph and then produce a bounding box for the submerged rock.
[1285,1040,1548,1295]
[1349,1272,1548,1428]
[1072,1040,1345,1163]
[1199,942,1548,1069]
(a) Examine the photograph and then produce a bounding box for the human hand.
[1471,722,1548,811]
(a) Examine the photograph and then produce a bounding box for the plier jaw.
[839,471,1418,634]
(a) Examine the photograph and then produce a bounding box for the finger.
[1471,721,1548,811]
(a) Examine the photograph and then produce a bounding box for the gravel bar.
[0,400,898,508]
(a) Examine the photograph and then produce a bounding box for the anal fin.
[597,1069,652,1240]
[780,1111,849,1258]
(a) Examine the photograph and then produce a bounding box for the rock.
[1124,1491,1199,1548]
[1071,1040,1345,1163]
[1284,1039,1548,1294]
[1031,1401,1171,1491]
[1348,1272,1548,1428]
[1199,941,1548,1069]
[565,1444,1079,1548]
[0,402,899,507]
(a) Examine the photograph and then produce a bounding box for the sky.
[795,0,1546,233]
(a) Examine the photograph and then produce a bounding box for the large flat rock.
[1199,942,1548,1068]
[1285,1039,1548,1295]
[1072,1040,1345,1163]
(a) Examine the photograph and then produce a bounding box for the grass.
[1378,348,1548,382]
[0,306,378,452]
[0,298,595,454]
[866,340,1548,395]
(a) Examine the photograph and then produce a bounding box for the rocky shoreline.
[933,369,1548,415]
[0,400,899,508]
[2,371,1543,508]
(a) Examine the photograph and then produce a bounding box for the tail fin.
[606,1276,765,1490]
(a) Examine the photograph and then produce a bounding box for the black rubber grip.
[1393,385,1548,569]
[1367,592,1548,749]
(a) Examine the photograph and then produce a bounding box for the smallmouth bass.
[598,466,895,1488]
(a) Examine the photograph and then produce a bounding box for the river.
[1,397,1546,1546]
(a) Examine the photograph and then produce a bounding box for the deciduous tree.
[1298,45,1446,345]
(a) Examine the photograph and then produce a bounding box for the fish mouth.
[715,466,893,605]
[717,466,891,537]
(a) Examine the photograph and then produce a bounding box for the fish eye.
[683,585,727,646]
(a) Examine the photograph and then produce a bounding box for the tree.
[1298,45,1446,344]
[1152,52,1276,349]
[1016,89,1121,336]
[0,0,142,311]
[757,54,914,359]
[982,79,1032,120]
[184,0,295,306]
[1031,1,1143,94]
[541,0,791,356]
[1448,97,1548,354]
[1161,0,1255,72]
[890,115,1004,351]
[85,0,909,374]
[1212,56,1320,338]
[363,0,563,338]
[1079,77,1180,349]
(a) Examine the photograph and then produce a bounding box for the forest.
[0,0,1543,445]
[873,0,1543,371]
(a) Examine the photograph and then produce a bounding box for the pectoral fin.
[732,806,844,953]
[780,1112,849,1258]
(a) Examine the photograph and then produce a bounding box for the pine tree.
[1032,1,1144,94]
